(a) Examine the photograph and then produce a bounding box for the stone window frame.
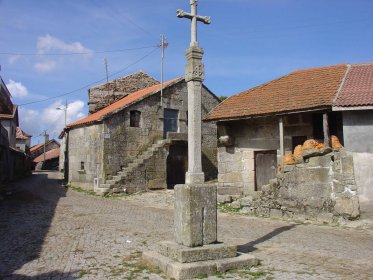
[130,110,142,128]
[78,161,86,174]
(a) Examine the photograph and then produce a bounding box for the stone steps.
[97,139,171,194]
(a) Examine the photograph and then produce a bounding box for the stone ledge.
[158,241,237,263]
[143,250,258,280]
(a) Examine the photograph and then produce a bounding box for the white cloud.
[34,60,57,73]
[8,55,21,65]
[37,34,93,55]
[6,80,28,97]
[34,34,93,73]
[18,108,40,137]
[42,100,86,136]
[19,100,86,145]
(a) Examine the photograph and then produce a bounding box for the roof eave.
[205,106,331,122]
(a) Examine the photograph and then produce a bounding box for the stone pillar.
[279,116,284,171]
[185,46,205,184]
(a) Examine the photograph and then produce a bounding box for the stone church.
[62,72,220,195]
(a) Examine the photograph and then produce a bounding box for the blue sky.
[1,0,372,144]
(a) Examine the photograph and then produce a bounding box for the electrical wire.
[0,45,159,56]
[18,46,160,106]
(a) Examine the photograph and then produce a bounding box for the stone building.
[0,76,31,181]
[15,127,32,152]
[205,63,373,221]
[30,139,60,160]
[64,76,220,194]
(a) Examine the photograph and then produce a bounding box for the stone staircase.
[94,139,172,195]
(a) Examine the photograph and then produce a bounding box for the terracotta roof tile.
[16,127,31,140]
[67,77,182,128]
[205,64,348,121]
[33,147,60,163]
[30,143,44,152]
[334,63,373,107]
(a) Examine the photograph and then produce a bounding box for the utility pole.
[160,34,168,106]
[43,130,48,163]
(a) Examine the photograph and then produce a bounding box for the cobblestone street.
[0,171,372,279]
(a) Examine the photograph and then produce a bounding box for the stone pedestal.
[142,184,258,279]
[174,184,217,246]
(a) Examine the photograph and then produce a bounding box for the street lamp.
[56,100,68,127]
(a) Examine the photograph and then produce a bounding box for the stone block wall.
[102,81,219,187]
[114,146,169,193]
[88,71,159,114]
[68,124,104,189]
[230,149,360,224]
[217,114,313,195]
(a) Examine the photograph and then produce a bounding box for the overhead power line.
[0,45,159,56]
[18,46,160,106]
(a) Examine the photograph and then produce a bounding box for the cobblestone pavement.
[0,171,372,280]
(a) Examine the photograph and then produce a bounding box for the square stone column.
[174,184,217,247]
[185,46,205,185]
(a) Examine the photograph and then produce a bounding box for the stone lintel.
[174,184,217,246]
[142,250,258,280]
[158,241,237,263]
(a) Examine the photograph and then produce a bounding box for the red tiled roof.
[67,77,182,128]
[30,143,43,152]
[33,147,60,163]
[16,127,31,140]
[205,64,348,121]
[334,63,373,107]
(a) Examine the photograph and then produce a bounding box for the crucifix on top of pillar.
[177,0,211,184]
[177,0,211,47]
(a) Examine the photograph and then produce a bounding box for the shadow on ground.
[237,224,297,253]
[0,171,75,279]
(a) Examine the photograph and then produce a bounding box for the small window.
[80,161,85,170]
[130,111,141,127]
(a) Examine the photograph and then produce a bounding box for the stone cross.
[177,0,211,47]
[177,0,211,185]
[175,0,215,246]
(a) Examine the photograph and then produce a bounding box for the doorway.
[166,142,187,189]
[255,150,277,191]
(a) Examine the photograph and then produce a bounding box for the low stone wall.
[220,149,360,224]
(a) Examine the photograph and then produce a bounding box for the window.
[163,109,179,138]
[130,110,141,127]
[80,161,85,170]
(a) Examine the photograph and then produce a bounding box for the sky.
[1,0,372,145]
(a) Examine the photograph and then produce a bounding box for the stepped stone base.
[143,243,258,280]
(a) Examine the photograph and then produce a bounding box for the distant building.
[15,127,32,152]
[30,139,60,170]
[0,76,31,181]
[33,147,60,171]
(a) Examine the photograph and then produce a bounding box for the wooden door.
[255,151,277,191]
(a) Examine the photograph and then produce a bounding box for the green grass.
[218,203,241,213]
[68,185,97,196]
[77,270,89,278]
